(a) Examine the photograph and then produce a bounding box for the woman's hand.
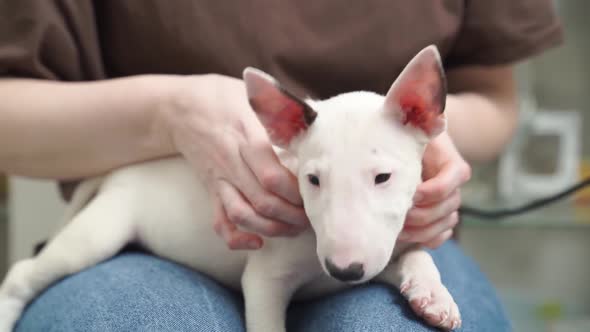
[398,132,471,248]
[164,74,309,250]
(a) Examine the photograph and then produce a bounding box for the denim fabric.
[16,241,512,331]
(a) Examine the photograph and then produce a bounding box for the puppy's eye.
[308,174,320,186]
[374,173,391,185]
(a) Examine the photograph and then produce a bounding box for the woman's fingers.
[423,229,454,249]
[401,133,470,248]
[406,190,461,226]
[237,143,309,227]
[212,193,263,250]
[240,140,303,205]
[233,170,309,227]
[414,161,470,206]
[218,180,304,238]
[399,212,459,243]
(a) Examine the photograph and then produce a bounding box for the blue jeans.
[15,241,511,331]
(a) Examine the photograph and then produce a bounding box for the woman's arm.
[445,65,519,163]
[0,73,306,247]
[0,75,179,179]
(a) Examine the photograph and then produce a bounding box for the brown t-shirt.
[0,0,563,198]
[0,0,563,97]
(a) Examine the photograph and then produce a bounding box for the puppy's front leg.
[242,254,310,332]
[376,248,461,331]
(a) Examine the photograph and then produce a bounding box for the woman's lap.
[16,241,511,332]
[16,252,246,332]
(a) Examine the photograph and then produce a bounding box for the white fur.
[0,47,461,332]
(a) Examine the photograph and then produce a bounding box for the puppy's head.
[244,45,447,283]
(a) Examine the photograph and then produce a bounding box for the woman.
[0,0,562,331]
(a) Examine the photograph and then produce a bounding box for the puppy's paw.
[399,277,461,330]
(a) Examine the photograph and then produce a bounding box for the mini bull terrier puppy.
[0,45,461,331]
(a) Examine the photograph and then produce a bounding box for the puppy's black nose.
[325,258,364,282]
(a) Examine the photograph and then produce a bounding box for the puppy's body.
[0,46,462,331]
[84,155,369,298]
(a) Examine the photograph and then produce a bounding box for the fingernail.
[398,233,411,241]
[413,192,424,204]
[296,216,310,227]
[248,240,260,250]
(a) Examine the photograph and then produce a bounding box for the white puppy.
[0,45,461,331]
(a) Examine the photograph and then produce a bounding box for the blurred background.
[0,1,588,331]
[459,1,590,331]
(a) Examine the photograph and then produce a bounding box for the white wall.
[7,177,65,264]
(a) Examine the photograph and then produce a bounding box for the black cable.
[459,177,590,220]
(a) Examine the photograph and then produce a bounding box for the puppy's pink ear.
[243,67,317,148]
[384,45,447,139]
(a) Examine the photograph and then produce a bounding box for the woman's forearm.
[0,75,181,179]
[444,65,519,163]
[445,93,518,163]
